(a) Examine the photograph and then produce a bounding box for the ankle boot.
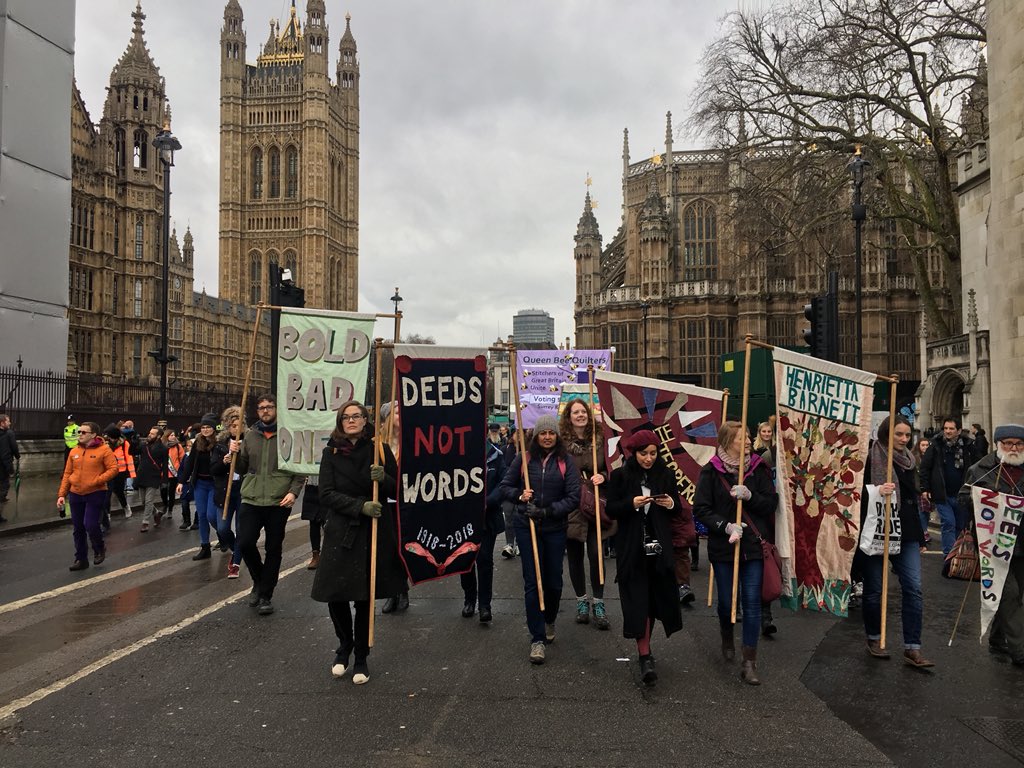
[741,646,761,685]
[179,506,192,531]
[720,624,736,662]
[192,544,212,561]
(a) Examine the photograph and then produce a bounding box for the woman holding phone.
[604,430,683,686]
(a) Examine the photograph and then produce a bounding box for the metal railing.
[0,365,241,438]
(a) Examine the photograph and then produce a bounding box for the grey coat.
[310,436,407,603]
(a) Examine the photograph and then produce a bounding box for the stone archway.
[930,369,967,429]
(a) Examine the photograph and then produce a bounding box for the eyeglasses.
[1001,440,1024,451]
[78,430,92,435]
[340,414,365,422]
[256,405,275,411]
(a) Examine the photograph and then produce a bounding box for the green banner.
[277,308,377,473]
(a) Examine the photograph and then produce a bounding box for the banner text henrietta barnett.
[781,366,862,424]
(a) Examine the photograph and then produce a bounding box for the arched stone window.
[133,129,148,169]
[249,251,262,304]
[682,200,717,282]
[268,147,281,198]
[286,146,299,198]
[251,147,264,200]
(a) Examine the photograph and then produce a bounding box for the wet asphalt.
[0,493,1022,768]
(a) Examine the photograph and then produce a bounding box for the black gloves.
[524,503,549,522]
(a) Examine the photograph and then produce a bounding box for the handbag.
[743,511,783,603]
[858,484,902,556]
[579,477,613,527]
[943,529,981,581]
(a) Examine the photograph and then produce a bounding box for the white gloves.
[730,484,751,501]
[725,522,746,544]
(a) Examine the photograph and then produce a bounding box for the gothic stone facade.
[574,113,940,393]
[218,0,359,311]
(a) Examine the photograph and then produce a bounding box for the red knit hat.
[622,429,659,456]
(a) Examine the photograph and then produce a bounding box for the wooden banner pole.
[731,338,754,624]
[709,387,729,607]
[510,345,544,612]
[880,375,899,650]
[947,572,976,646]
[368,338,384,648]
[223,304,264,520]
[587,365,604,586]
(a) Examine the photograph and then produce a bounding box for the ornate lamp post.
[848,145,870,370]
[151,124,181,421]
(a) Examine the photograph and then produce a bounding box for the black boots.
[192,544,211,561]
[639,655,657,686]
[721,624,736,662]
[761,603,777,637]
[382,591,409,614]
[741,646,761,685]
[179,506,192,531]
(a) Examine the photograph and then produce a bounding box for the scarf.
[332,436,363,457]
[716,447,743,476]
[258,421,277,437]
[943,436,965,470]
[869,440,916,505]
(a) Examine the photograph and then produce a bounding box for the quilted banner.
[515,349,611,429]
[772,348,874,617]
[394,348,488,585]
[972,487,1023,641]
[594,370,723,511]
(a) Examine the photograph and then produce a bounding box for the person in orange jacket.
[57,421,119,571]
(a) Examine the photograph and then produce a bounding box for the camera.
[643,536,663,557]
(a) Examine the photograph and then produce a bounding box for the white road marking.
[0,512,303,616]
[0,560,308,722]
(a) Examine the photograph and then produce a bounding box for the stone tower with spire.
[218,0,359,311]
[68,2,175,377]
[573,188,603,346]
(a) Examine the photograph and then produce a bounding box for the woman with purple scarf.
[693,421,777,686]
[861,415,935,668]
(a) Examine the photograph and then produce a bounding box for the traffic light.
[803,297,823,358]
[802,294,839,361]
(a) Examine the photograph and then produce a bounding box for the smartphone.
[654,493,670,501]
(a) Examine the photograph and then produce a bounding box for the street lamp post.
[151,125,181,422]
[640,299,651,377]
[848,145,870,370]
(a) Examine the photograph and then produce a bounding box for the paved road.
[0,498,1021,767]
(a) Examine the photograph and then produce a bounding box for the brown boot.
[307,550,320,570]
[721,624,736,662]
[741,646,761,685]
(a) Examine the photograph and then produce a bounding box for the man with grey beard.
[960,424,1024,668]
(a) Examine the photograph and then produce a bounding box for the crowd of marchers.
[15,400,1024,687]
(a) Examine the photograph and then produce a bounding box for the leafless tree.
[690,0,986,336]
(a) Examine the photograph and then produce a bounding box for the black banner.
[396,354,487,584]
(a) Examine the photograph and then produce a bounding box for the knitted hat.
[200,413,219,428]
[993,424,1024,443]
[533,415,559,434]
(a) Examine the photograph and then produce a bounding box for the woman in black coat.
[693,421,777,686]
[605,430,683,686]
[311,401,406,686]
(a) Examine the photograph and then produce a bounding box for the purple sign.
[515,349,611,429]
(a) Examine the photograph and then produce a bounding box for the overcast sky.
[73,1,728,346]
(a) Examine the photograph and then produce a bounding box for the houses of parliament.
[572,112,961,398]
[68,1,359,392]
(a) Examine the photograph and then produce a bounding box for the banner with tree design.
[772,348,874,617]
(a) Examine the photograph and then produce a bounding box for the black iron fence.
[0,365,242,439]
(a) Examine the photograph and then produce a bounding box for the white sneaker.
[351,661,369,685]
[501,545,515,559]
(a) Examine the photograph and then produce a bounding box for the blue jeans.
[193,478,216,546]
[216,485,242,565]
[460,510,502,610]
[514,521,566,643]
[712,558,763,648]
[861,544,923,649]
[935,498,965,556]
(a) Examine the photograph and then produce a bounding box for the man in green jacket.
[63,415,79,465]
[229,393,305,615]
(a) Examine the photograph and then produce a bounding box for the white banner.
[971,487,1024,641]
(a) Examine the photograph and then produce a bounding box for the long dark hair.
[331,400,371,443]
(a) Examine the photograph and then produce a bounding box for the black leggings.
[566,524,604,599]
[328,600,371,662]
